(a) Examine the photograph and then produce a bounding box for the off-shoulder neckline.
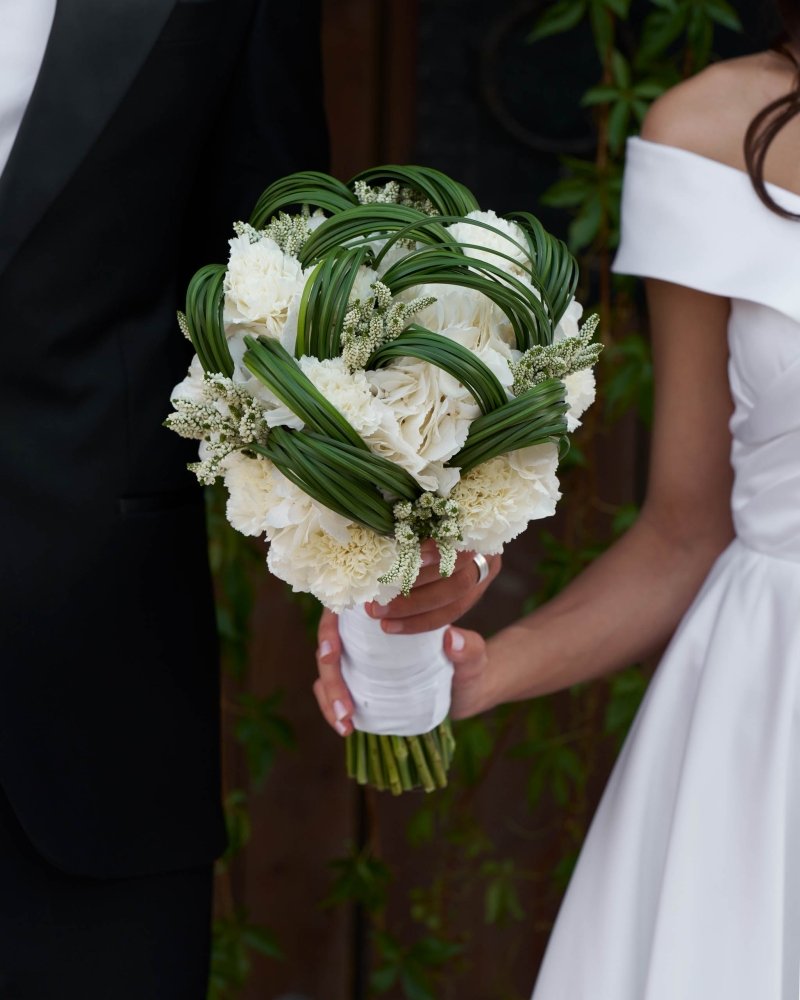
[630,136,800,207]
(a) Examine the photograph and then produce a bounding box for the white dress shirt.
[0,0,58,179]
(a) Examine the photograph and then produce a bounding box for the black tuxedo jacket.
[0,0,327,878]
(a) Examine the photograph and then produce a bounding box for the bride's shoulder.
[640,52,798,172]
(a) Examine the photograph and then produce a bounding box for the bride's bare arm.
[448,277,735,717]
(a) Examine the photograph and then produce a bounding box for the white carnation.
[451,443,561,554]
[554,297,583,342]
[373,239,415,276]
[223,234,309,346]
[268,518,401,612]
[298,356,383,436]
[553,297,595,430]
[171,354,207,403]
[409,280,528,360]
[349,264,381,304]
[306,209,328,233]
[368,359,479,464]
[564,368,596,431]
[262,472,351,542]
[262,461,401,610]
[363,359,477,494]
[446,210,531,278]
[223,452,275,537]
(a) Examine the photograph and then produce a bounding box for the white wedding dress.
[531,137,800,999]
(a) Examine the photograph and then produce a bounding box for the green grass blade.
[297,245,369,360]
[369,325,508,414]
[450,379,568,473]
[185,264,232,376]
[253,428,396,535]
[243,337,367,451]
[349,165,481,215]
[507,212,579,327]
[299,204,453,267]
[249,172,356,229]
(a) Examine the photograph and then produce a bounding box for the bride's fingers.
[369,553,500,633]
[445,627,491,720]
[444,626,486,669]
[315,612,354,737]
[312,675,353,738]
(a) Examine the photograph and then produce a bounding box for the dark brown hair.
[744,0,800,219]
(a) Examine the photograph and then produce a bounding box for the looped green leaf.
[243,336,366,451]
[249,171,356,229]
[185,263,231,377]
[253,428,396,536]
[507,212,579,328]
[299,204,453,267]
[369,325,508,414]
[349,164,481,215]
[450,379,568,474]
[381,244,552,350]
[297,245,369,360]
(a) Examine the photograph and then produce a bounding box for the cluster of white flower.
[168,197,599,611]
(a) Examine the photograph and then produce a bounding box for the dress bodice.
[613,137,800,562]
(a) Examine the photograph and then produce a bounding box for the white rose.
[450,443,561,554]
[223,452,275,537]
[223,234,309,346]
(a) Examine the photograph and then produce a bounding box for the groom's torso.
[0,0,327,877]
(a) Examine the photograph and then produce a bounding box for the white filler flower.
[554,297,597,430]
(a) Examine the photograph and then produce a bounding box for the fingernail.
[450,629,465,652]
[335,720,348,737]
[319,639,333,659]
[369,603,388,618]
[333,699,348,722]
[382,620,403,634]
[421,550,438,567]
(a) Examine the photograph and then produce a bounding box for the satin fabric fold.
[534,138,800,999]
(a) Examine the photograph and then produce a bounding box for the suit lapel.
[0,0,176,276]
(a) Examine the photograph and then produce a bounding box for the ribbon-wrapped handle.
[339,605,453,737]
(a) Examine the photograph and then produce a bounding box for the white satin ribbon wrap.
[339,605,453,737]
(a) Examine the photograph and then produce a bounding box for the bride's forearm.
[483,511,733,705]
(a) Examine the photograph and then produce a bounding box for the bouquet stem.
[345,718,456,795]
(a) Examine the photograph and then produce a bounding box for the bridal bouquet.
[167,166,600,795]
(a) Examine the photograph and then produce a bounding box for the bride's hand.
[313,543,501,736]
[443,627,493,720]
